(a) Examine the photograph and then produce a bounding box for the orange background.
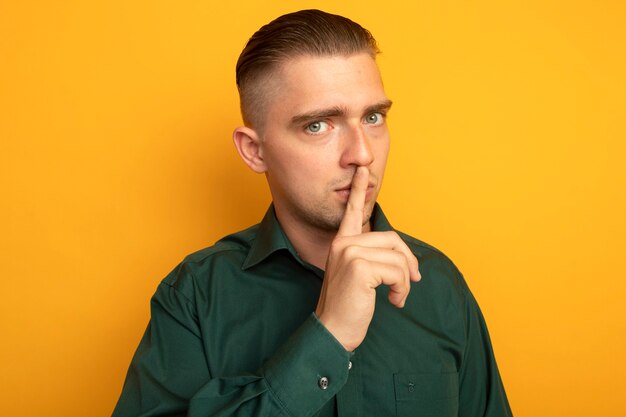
[1,1,624,416]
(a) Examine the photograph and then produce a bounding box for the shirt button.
[318,376,329,390]
[348,361,352,370]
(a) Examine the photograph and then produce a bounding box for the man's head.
[233,10,390,235]
[236,9,380,131]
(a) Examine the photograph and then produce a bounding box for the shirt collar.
[243,203,393,270]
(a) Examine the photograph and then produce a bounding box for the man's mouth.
[335,182,376,192]
[334,183,376,200]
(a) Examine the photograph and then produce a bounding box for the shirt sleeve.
[458,287,513,417]
[112,281,351,417]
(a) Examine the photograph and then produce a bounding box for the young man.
[113,10,512,417]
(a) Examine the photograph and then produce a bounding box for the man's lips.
[334,183,376,201]
[335,183,376,192]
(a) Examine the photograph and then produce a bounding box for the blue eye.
[305,121,330,134]
[365,112,384,125]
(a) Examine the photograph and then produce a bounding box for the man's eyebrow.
[290,106,347,126]
[289,100,393,127]
[364,99,393,115]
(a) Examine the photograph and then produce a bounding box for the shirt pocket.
[393,372,459,417]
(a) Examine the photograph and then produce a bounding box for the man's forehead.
[270,53,387,112]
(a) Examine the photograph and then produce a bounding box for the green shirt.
[113,204,512,417]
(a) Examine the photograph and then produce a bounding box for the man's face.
[259,53,391,233]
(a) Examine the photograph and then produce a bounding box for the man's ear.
[233,126,267,173]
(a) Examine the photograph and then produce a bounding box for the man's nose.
[339,124,374,168]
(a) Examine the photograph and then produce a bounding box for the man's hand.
[315,166,421,352]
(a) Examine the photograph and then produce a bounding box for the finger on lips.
[331,166,420,311]
[338,166,369,237]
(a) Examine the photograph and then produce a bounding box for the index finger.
[338,166,369,237]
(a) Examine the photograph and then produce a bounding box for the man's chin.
[295,198,376,233]
[337,200,375,230]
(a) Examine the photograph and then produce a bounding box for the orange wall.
[1,1,624,416]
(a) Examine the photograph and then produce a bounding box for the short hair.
[236,9,380,130]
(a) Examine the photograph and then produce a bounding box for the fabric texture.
[112,204,512,417]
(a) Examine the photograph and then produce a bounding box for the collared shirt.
[113,204,512,417]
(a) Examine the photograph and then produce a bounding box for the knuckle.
[392,248,411,268]
[402,261,411,279]
[391,250,406,263]
[383,231,397,240]
[389,231,406,246]
[394,264,408,282]
[348,257,367,273]
[330,237,346,253]
[343,244,359,259]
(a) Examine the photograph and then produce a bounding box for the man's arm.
[458,287,513,417]
[112,278,351,417]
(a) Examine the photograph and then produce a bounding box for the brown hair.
[236,9,380,130]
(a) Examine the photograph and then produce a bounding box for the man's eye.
[365,112,384,125]
[305,121,330,134]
